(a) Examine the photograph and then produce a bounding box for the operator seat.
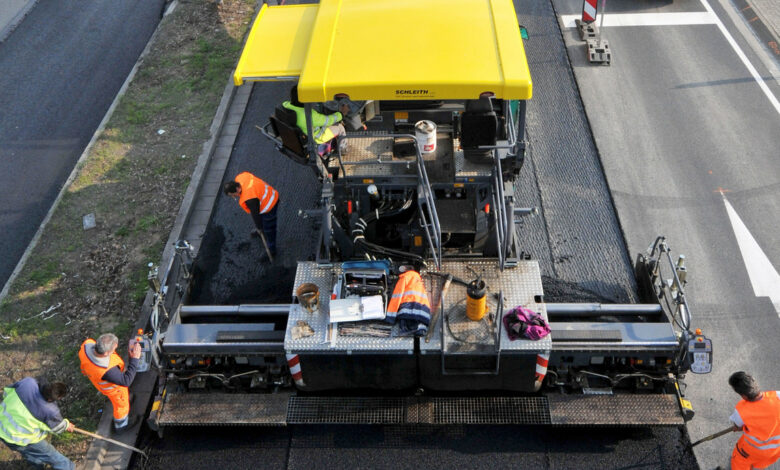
[270,105,309,164]
[460,97,498,164]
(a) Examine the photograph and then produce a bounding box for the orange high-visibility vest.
[236,172,278,215]
[386,270,430,324]
[78,339,130,420]
[733,391,780,469]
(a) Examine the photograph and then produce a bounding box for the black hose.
[348,194,423,264]
[354,238,425,265]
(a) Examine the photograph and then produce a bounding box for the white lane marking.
[722,194,780,316]
[698,0,780,116]
[560,12,717,29]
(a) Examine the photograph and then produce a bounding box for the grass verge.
[0,0,256,465]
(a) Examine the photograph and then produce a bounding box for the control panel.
[687,331,712,374]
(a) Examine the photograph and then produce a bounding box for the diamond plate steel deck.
[548,394,684,426]
[285,262,414,353]
[421,260,551,352]
[340,135,412,177]
[340,134,458,183]
[159,392,290,426]
[453,138,494,178]
[443,299,497,351]
[287,261,549,353]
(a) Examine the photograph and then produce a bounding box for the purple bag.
[503,306,550,341]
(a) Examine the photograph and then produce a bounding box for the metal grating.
[430,397,551,425]
[548,394,684,426]
[161,393,683,426]
[159,392,290,426]
[287,396,551,425]
[287,397,407,424]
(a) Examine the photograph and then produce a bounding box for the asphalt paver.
[138,0,703,468]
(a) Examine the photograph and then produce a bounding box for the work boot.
[113,415,140,435]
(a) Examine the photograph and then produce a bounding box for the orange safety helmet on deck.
[78,339,129,420]
[235,172,278,215]
[731,391,780,470]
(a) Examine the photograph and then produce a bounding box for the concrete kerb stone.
[732,0,780,65]
[80,4,261,467]
[0,0,40,43]
[749,0,779,40]
[158,78,239,268]
[74,2,185,469]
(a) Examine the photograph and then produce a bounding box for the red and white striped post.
[582,0,598,23]
[534,352,550,390]
[286,354,306,388]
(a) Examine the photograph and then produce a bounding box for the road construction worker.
[324,97,369,131]
[386,267,431,336]
[79,334,141,434]
[728,371,780,470]
[282,85,347,154]
[224,171,279,257]
[0,378,75,470]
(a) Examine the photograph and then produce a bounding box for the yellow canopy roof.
[233,4,317,84]
[233,0,532,101]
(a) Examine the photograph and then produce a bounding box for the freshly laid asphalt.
[0,0,165,290]
[136,425,696,470]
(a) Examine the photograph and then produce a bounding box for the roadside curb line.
[0,0,39,43]
[0,1,174,304]
[76,3,182,467]
[159,78,236,267]
[80,1,259,468]
[733,0,780,63]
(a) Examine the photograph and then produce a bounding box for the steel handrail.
[414,140,442,267]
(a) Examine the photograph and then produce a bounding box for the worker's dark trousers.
[3,439,74,470]
[260,203,278,254]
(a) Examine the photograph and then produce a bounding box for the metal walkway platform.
[159,392,683,427]
[159,392,291,426]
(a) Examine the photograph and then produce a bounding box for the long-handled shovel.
[690,426,735,447]
[255,229,275,263]
[72,426,147,458]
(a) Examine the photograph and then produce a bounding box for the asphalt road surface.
[552,0,780,468]
[134,425,696,470]
[0,0,165,289]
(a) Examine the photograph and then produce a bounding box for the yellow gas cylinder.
[466,279,487,321]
